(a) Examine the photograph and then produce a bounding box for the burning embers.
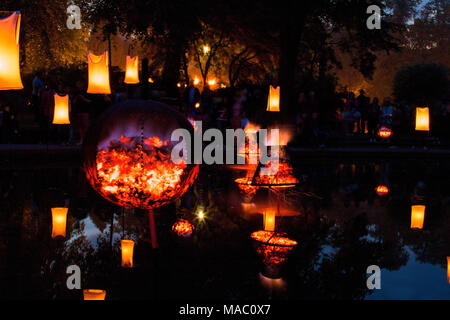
[251,231,297,275]
[172,218,195,237]
[95,134,198,209]
[252,161,298,189]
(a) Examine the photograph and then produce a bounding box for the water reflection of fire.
[251,231,297,267]
[95,134,198,209]
[172,218,195,237]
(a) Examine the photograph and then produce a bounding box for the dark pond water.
[0,156,449,300]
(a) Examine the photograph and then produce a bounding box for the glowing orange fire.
[252,162,298,189]
[237,122,261,165]
[172,219,195,237]
[251,231,297,266]
[95,134,198,209]
[378,127,392,138]
[375,185,389,196]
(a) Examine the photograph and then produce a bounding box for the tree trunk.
[278,2,307,119]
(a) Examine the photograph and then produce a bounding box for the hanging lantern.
[410,205,425,229]
[415,107,429,131]
[87,51,111,94]
[0,11,23,90]
[377,126,392,138]
[124,56,139,84]
[447,257,450,284]
[120,239,134,268]
[83,289,106,300]
[266,86,280,112]
[51,207,68,238]
[263,209,276,232]
[375,185,389,196]
[52,94,70,124]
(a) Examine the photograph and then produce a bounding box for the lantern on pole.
[120,239,134,268]
[415,107,429,132]
[52,94,70,124]
[83,289,106,300]
[124,56,139,84]
[266,86,280,112]
[0,11,23,90]
[51,207,68,238]
[87,51,111,94]
[410,205,425,229]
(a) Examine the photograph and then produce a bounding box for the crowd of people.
[0,72,449,147]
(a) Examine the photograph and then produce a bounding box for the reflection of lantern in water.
[263,209,276,232]
[0,12,23,90]
[83,289,106,300]
[83,100,199,210]
[172,218,195,237]
[87,51,111,94]
[378,127,392,138]
[124,56,139,84]
[266,86,280,112]
[251,230,297,278]
[51,207,68,238]
[411,205,425,229]
[415,107,429,132]
[375,185,389,196]
[52,94,70,124]
[259,273,286,292]
[121,240,134,268]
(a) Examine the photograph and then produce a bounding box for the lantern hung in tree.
[0,11,23,90]
[124,56,139,84]
[87,51,111,94]
[120,239,134,268]
[51,207,68,238]
[415,107,430,132]
[266,85,280,112]
[52,94,70,124]
[410,205,426,229]
[83,289,106,300]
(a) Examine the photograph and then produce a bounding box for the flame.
[375,185,389,196]
[94,134,198,209]
[378,127,392,138]
[172,218,195,237]
[253,162,298,188]
[251,231,297,266]
[266,127,292,146]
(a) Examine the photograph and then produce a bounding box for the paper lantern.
[120,239,134,268]
[264,209,276,232]
[87,51,111,94]
[410,205,425,229]
[51,207,68,238]
[124,56,139,84]
[83,289,106,300]
[415,107,429,131]
[52,94,70,124]
[266,86,280,112]
[447,257,450,284]
[0,11,23,90]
